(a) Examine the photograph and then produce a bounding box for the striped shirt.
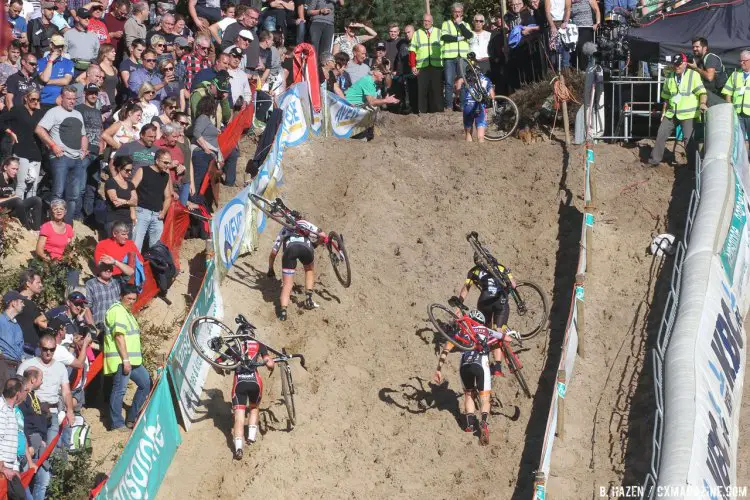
[0,397,19,471]
[85,277,121,327]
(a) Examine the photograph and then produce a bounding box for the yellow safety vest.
[409,28,443,69]
[661,68,706,120]
[103,301,143,375]
[440,20,471,60]
[722,70,750,117]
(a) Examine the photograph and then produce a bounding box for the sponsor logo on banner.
[216,198,246,271]
[278,86,308,147]
[720,173,747,284]
[327,92,371,138]
[97,375,182,499]
[168,260,220,428]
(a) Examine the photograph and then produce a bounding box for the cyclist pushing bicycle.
[267,212,328,322]
[433,308,503,446]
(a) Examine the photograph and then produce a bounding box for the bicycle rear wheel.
[485,96,519,142]
[427,304,474,352]
[327,231,351,288]
[280,363,296,429]
[249,193,296,230]
[189,316,242,370]
[512,281,548,340]
[502,343,532,398]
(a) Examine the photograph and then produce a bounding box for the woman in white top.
[332,21,376,58]
[468,14,492,74]
[101,101,143,158]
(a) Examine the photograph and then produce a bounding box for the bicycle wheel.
[485,95,519,142]
[248,193,296,230]
[280,363,296,428]
[188,316,242,370]
[327,231,351,288]
[427,304,474,352]
[512,281,549,340]
[503,343,532,398]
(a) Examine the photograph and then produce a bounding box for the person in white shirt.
[46,317,91,370]
[226,46,252,105]
[0,377,23,479]
[468,14,491,74]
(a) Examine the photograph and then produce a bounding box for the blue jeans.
[133,206,164,251]
[223,146,239,186]
[296,20,305,44]
[178,183,190,205]
[49,156,85,224]
[109,363,151,429]
[443,58,467,109]
[29,433,49,500]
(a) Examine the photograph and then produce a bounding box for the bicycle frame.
[453,313,525,371]
[466,232,527,314]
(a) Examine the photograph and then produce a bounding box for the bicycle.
[188,314,305,428]
[249,193,352,288]
[428,296,532,398]
[463,52,519,142]
[466,231,549,340]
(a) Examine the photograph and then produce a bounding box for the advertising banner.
[326,91,377,138]
[213,195,248,279]
[97,374,182,499]
[686,258,746,498]
[167,259,222,429]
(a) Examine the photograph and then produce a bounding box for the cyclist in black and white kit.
[433,309,496,446]
[456,252,518,376]
[267,216,328,321]
[229,337,274,460]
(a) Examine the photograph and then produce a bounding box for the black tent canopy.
[627,0,750,69]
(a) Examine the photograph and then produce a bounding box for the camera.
[595,11,631,69]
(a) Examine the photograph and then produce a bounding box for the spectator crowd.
[0,0,747,495]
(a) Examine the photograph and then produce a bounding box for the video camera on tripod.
[594,9,631,69]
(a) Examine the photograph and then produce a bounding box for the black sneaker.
[304,296,319,310]
[278,309,287,321]
[234,448,243,460]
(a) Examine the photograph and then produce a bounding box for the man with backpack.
[689,37,727,107]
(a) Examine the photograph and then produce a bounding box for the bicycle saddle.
[235,314,256,330]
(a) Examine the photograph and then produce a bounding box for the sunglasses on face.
[40,346,55,353]
[144,58,157,62]
[28,97,40,102]
[164,66,174,70]
[145,90,155,95]
[474,19,484,22]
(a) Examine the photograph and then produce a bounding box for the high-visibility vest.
[103,301,143,375]
[661,68,706,120]
[440,20,471,60]
[410,28,443,69]
[722,71,750,117]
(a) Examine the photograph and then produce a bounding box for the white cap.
[238,29,254,41]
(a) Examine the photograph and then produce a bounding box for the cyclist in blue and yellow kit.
[460,71,494,142]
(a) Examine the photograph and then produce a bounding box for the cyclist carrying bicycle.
[457,252,517,375]
[459,63,495,142]
[267,213,328,321]
[226,336,275,460]
[432,309,497,445]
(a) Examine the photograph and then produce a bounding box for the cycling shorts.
[463,104,487,129]
[231,375,263,410]
[477,291,510,329]
[281,242,315,275]
[460,357,491,394]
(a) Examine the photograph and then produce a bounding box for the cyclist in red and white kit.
[230,337,274,460]
[267,215,327,321]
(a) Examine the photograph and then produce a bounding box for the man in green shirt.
[344,67,400,107]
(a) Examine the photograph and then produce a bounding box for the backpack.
[705,53,728,90]
[143,241,177,294]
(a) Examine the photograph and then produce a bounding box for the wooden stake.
[575,273,585,358]
[556,370,566,438]
[560,72,571,145]
[425,0,430,16]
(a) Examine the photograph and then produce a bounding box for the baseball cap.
[2,290,24,305]
[41,0,55,8]
[47,317,66,332]
[238,29,253,40]
[76,7,91,19]
[175,36,190,48]
[228,47,243,58]
[672,52,688,65]
[67,291,88,306]
[376,41,386,51]
[50,34,65,47]
[84,83,99,94]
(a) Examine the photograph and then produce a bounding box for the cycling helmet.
[469,309,486,325]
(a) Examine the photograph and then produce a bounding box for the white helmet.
[469,309,486,325]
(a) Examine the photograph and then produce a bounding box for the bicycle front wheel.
[485,96,519,142]
[512,281,549,340]
[327,231,351,288]
[427,304,474,351]
[249,193,296,230]
[189,316,241,370]
[502,343,532,398]
[281,364,296,429]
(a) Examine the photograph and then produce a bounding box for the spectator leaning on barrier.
[441,3,473,111]
[410,13,443,114]
[723,50,750,148]
[689,37,727,107]
[104,283,151,431]
[0,291,27,388]
[647,53,707,167]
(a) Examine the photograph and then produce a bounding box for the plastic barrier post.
[560,73,571,145]
[556,369,566,438]
[576,274,585,358]
[533,471,546,499]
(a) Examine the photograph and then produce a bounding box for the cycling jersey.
[231,339,269,410]
[465,264,512,297]
[272,220,321,253]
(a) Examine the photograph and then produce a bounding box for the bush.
[139,319,178,374]
[46,451,98,499]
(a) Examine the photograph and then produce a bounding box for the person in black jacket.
[27,1,60,59]
[0,89,44,199]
